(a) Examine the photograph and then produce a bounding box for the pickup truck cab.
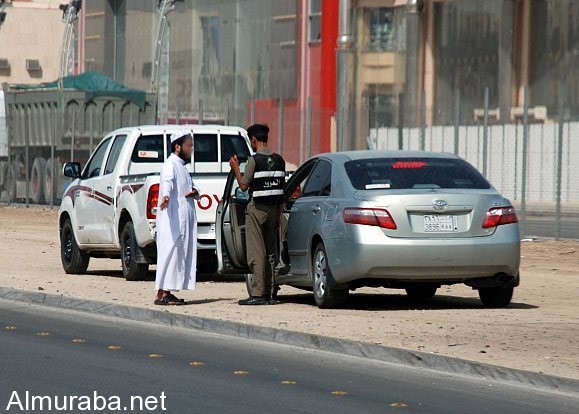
[59,124,252,280]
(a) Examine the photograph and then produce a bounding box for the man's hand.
[186,188,199,199]
[159,195,169,211]
[229,155,240,171]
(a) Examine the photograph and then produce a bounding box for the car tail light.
[482,206,518,228]
[343,208,397,230]
[147,184,160,219]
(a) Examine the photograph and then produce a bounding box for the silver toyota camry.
[217,151,520,309]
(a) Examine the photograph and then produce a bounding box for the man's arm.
[229,155,253,192]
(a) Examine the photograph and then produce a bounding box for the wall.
[0,1,65,85]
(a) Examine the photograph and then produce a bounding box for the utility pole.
[58,1,82,83]
[152,0,181,124]
[336,0,354,152]
[0,1,7,31]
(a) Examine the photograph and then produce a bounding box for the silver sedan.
[217,151,520,309]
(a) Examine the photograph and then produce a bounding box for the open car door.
[216,165,251,274]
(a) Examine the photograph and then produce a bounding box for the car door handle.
[312,206,321,213]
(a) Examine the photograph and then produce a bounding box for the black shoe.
[238,296,269,306]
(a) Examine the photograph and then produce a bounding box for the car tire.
[244,273,279,299]
[311,242,349,309]
[60,219,90,274]
[120,221,149,281]
[405,286,437,301]
[478,287,514,308]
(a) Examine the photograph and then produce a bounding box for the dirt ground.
[0,206,578,380]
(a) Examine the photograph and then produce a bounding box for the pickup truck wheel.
[311,242,349,309]
[478,287,514,308]
[60,219,90,274]
[120,221,149,281]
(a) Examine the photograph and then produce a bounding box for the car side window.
[82,137,112,179]
[301,160,332,198]
[104,135,127,175]
[286,159,317,201]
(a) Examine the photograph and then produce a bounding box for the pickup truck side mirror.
[63,162,81,179]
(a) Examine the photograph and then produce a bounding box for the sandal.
[165,293,185,303]
[154,295,185,306]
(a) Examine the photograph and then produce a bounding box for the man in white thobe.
[154,130,199,305]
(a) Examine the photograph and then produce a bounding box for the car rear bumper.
[325,224,520,284]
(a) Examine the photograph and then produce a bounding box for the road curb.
[1,286,578,395]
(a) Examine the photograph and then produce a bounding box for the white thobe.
[155,153,199,291]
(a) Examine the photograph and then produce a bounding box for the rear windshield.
[192,134,217,162]
[221,134,251,160]
[344,158,491,190]
[131,134,165,163]
[130,132,249,164]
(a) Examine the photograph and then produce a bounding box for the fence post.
[482,87,489,177]
[556,83,565,240]
[250,94,255,125]
[49,104,56,208]
[520,85,529,238]
[305,96,312,160]
[25,106,30,207]
[278,96,284,155]
[398,93,404,150]
[454,88,460,155]
[420,90,426,151]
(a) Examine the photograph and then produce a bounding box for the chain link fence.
[367,86,579,240]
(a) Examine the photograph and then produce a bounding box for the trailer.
[0,71,156,205]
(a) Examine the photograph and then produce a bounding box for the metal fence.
[367,86,579,240]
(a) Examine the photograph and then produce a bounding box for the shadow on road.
[84,270,245,284]
[276,291,538,311]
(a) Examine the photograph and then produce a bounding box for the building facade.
[2,0,579,166]
[0,0,66,84]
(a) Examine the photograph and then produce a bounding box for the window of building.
[364,7,405,52]
[308,0,322,43]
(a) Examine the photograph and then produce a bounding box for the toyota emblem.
[432,200,448,210]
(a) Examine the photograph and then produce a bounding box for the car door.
[216,163,251,275]
[90,134,128,245]
[74,137,112,245]
[286,159,333,276]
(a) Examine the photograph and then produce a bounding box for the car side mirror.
[63,162,81,178]
[234,187,249,204]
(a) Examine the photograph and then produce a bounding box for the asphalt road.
[0,301,577,414]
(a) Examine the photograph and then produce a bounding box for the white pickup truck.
[58,125,252,280]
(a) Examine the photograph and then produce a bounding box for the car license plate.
[423,215,458,232]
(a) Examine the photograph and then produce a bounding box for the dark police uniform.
[241,147,286,298]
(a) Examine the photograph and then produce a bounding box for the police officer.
[229,124,286,305]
